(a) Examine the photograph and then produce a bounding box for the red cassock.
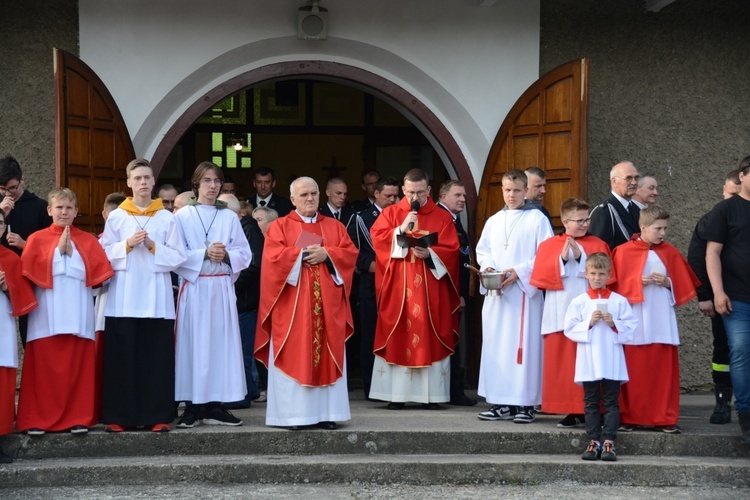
[17,224,113,432]
[370,197,461,367]
[255,212,358,387]
[0,246,37,435]
[612,236,700,427]
[530,234,611,415]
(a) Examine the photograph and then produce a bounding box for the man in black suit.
[437,180,477,406]
[350,169,380,213]
[347,176,399,399]
[320,178,354,227]
[248,167,294,216]
[524,166,553,225]
[589,161,641,250]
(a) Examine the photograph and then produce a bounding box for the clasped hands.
[641,272,669,288]
[127,230,155,251]
[590,309,615,328]
[302,244,329,266]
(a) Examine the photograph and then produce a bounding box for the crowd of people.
[0,153,749,465]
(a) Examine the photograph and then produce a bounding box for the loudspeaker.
[298,4,328,41]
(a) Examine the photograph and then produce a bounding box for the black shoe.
[601,440,617,462]
[387,402,405,410]
[70,425,89,434]
[581,440,602,461]
[710,385,732,424]
[286,425,303,431]
[203,407,243,426]
[421,403,441,410]
[318,421,338,430]
[556,414,585,428]
[448,394,478,406]
[177,410,200,429]
[223,400,251,410]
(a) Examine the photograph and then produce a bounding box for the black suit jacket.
[589,193,640,250]
[347,205,381,300]
[320,204,355,227]
[249,193,294,217]
[438,203,471,300]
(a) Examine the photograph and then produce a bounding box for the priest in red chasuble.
[256,176,358,430]
[369,168,460,409]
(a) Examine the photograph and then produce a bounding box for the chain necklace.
[193,204,219,247]
[132,204,153,232]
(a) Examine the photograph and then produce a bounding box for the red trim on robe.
[370,196,461,367]
[255,212,358,387]
[0,245,37,316]
[16,335,97,432]
[587,287,613,300]
[611,237,699,306]
[21,224,114,289]
[530,234,612,290]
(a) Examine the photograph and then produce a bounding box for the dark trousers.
[711,313,732,387]
[583,379,620,442]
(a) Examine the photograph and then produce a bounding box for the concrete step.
[2,453,749,489]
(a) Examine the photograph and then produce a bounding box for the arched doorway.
[149,61,477,228]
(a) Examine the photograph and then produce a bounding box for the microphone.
[408,200,420,231]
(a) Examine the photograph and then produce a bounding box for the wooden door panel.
[55,48,134,234]
[477,58,589,236]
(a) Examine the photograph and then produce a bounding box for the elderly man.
[632,174,659,208]
[369,169,461,409]
[589,161,641,250]
[173,191,193,213]
[256,176,357,430]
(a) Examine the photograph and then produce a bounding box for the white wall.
[79,0,540,184]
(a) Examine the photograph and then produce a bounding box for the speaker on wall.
[298,3,328,41]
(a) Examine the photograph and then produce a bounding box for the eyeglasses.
[615,175,640,183]
[0,222,6,227]
[200,178,223,186]
[403,190,427,197]
[0,181,22,195]
[565,218,591,226]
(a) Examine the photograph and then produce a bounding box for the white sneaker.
[513,406,536,423]
[254,390,267,403]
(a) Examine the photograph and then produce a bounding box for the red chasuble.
[370,196,460,367]
[22,224,114,289]
[255,212,358,387]
[0,245,38,316]
[530,234,613,290]
[611,236,699,306]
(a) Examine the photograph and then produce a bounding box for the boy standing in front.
[564,252,637,462]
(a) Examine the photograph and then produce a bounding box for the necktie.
[334,211,340,220]
[259,200,266,207]
[628,202,639,222]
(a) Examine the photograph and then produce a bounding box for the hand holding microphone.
[403,200,420,232]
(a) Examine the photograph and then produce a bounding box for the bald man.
[589,161,641,250]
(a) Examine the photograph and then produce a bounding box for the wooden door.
[477,58,589,235]
[54,48,133,234]
[466,59,589,386]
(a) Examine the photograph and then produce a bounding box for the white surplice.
[628,250,680,346]
[540,249,591,335]
[0,293,17,368]
[174,204,251,404]
[101,208,185,319]
[27,243,95,343]
[476,207,553,406]
[563,291,637,384]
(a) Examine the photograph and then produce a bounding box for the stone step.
[2,453,748,489]
[2,425,748,460]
